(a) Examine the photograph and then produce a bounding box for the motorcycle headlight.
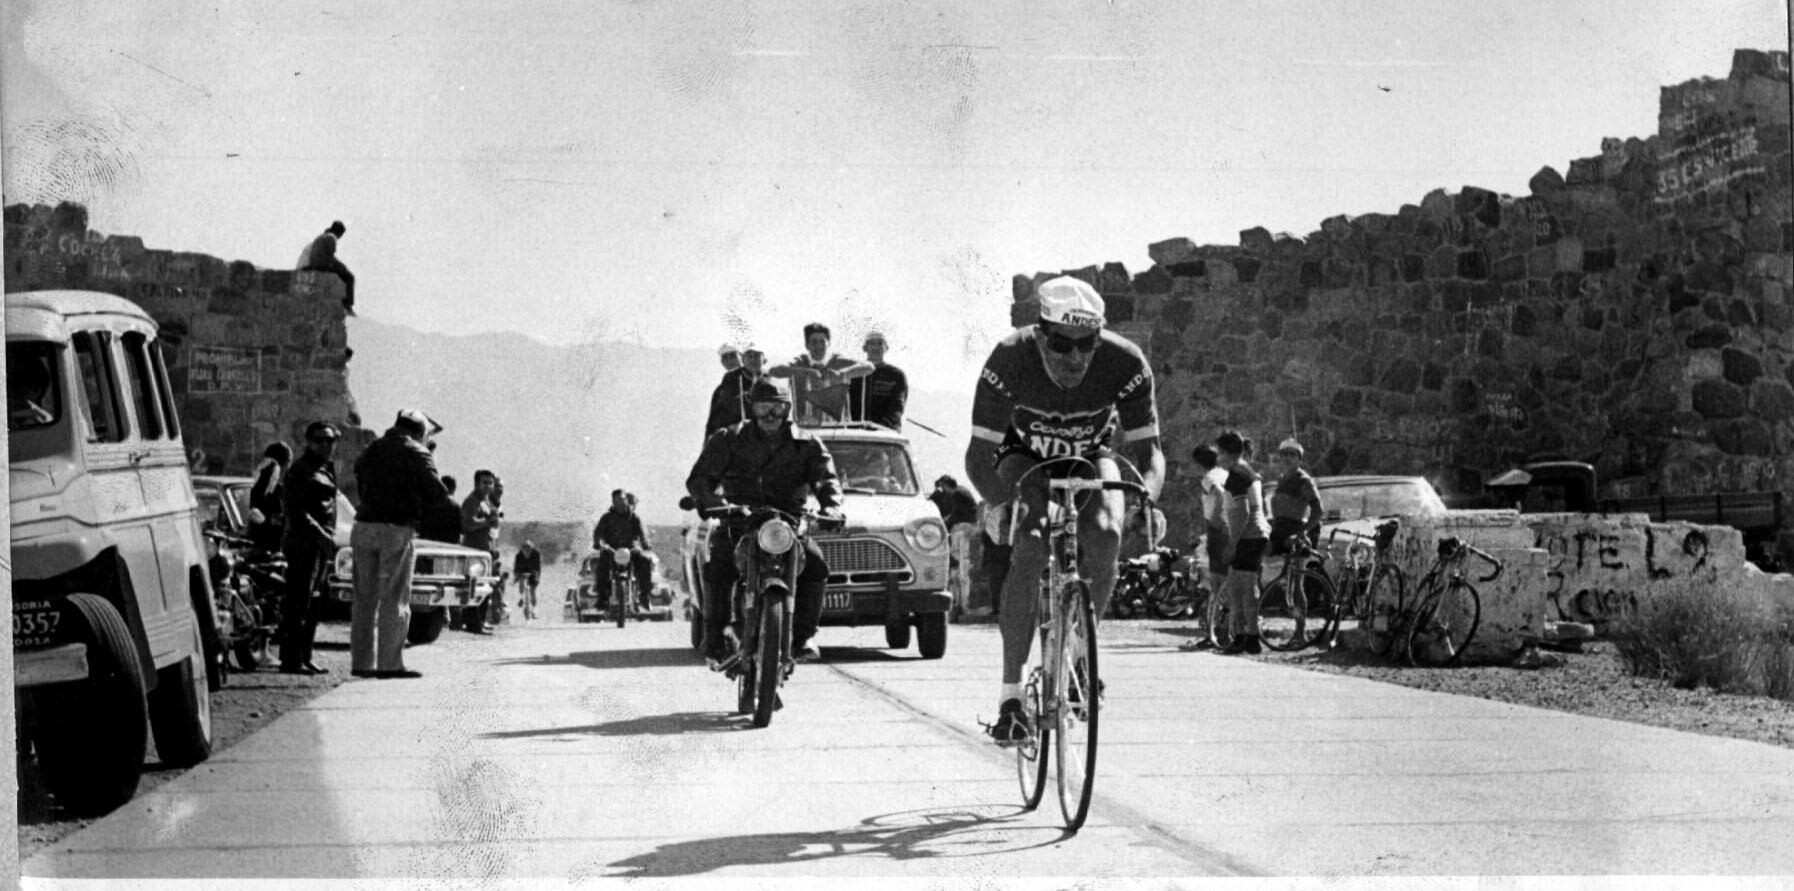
[904,517,948,552]
[757,519,796,555]
[613,548,631,564]
[468,557,490,577]
[333,546,354,579]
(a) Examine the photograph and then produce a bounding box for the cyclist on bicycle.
[686,379,844,667]
[592,488,655,613]
[512,540,542,620]
[965,276,1164,745]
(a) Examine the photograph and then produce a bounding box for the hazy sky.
[3,0,1788,393]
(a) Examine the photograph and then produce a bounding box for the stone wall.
[1010,49,1794,550]
[3,202,375,490]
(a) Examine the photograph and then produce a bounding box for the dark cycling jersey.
[971,327,1158,460]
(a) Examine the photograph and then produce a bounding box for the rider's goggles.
[751,400,791,420]
[1043,331,1099,355]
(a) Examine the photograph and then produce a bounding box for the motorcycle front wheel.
[752,596,786,728]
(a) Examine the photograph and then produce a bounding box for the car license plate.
[823,592,851,612]
[410,589,441,605]
[12,599,63,649]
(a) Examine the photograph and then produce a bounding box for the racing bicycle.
[1257,534,1335,651]
[1006,457,1150,832]
[1388,536,1502,667]
[1322,518,1406,651]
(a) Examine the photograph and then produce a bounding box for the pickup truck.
[1485,461,1785,571]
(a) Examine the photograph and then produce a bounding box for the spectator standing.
[1181,444,1232,650]
[513,540,542,620]
[1215,431,1270,655]
[848,331,908,430]
[768,322,871,424]
[459,469,502,634]
[349,409,448,679]
[1267,437,1325,555]
[277,422,339,675]
[717,342,743,373]
[248,442,292,552]
[296,220,356,315]
[928,475,979,529]
[705,346,766,439]
[421,475,462,544]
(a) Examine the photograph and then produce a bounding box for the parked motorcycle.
[1112,546,1202,620]
[203,529,287,673]
[697,501,842,728]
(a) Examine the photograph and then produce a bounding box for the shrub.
[1609,585,1794,701]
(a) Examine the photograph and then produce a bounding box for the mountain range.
[343,318,971,525]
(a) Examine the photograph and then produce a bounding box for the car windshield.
[829,440,919,496]
[7,340,63,437]
[1320,480,1447,522]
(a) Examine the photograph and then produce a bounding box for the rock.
[1686,325,1733,349]
[1691,379,1748,418]
[1239,227,1273,255]
[1753,381,1794,421]
[1529,166,1567,196]
[1722,347,1764,385]
[1148,238,1196,267]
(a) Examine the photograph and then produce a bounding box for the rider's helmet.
[1036,276,1105,330]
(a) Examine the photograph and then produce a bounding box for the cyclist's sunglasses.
[1043,330,1099,355]
[750,400,790,419]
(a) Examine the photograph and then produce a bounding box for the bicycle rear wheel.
[1405,580,1480,667]
[1015,667,1050,810]
[1054,580,1098,831]
[1365,564,1407,657]
[1319,567,1363,646]
[1150,577,1196,619]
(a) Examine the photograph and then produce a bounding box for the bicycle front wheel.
[1365,564,1407,657]
[1405,580,1480,667]
[1261,567,1331,652]
[1015,667,1050,810]
[1054,580,1098,831]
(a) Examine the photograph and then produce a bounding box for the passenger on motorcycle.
[685,379,843,667]
[964,276,1165,745]
[592,489,656,613]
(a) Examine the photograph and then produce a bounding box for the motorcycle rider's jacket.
[593,507,650,551]
[686,418,842,516]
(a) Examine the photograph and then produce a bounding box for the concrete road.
[23,611,1794,880]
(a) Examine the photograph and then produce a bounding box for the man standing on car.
[769,323,872,424]
[593,488,655,614]
[459,469,502,634]
[686,379,843,666]
[849,331,908,430]
[350,409,448,679]
[705,346,767,440]
[278,421,340,675]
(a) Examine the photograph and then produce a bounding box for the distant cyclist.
[964,276,1164,745]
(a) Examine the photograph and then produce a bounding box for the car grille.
[818,538,912,586]
[416,554,469,577]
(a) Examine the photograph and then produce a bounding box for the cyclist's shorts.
[992,427,1115,478]
[1229,538,1268,572]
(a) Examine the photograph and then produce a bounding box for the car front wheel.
[884,620,911,650]
[917,612,948,659]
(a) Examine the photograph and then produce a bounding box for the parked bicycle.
[1323,517,1407,650]
[1006,459,1150,832]
[1256,534,1335,651]
[1383,536,1503,667]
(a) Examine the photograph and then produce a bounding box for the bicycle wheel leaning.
[1365,564,1407,657]
[1260,566,1331,652]
[1404,579,1480,667]
[1054,580,1098,831]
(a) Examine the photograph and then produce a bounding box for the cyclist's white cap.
[1278,437,1305,457]
[718,342,741,356]
[1036,276,1105,329]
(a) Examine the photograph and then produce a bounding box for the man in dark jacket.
[686,379,843,666]
[248,441,292,552]
[593,488,655,613]
[928,475,979,529]
[420,475,462,544]
[704,346,766,441]
[349,409,448,678]
[298,220,356,314]
[278,421,339,675]
[848,331,908,430]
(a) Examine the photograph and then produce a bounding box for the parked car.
[680,421,953,658]
[1314,474,1451,541]
[192,474,497,644]
[9,290,217,814]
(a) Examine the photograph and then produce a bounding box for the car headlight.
[905,517,948,552]
[468,557,490,577]
[333,546,354,579]
[757,519,796,555]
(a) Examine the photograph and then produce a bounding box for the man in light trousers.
[349,409,449,678]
